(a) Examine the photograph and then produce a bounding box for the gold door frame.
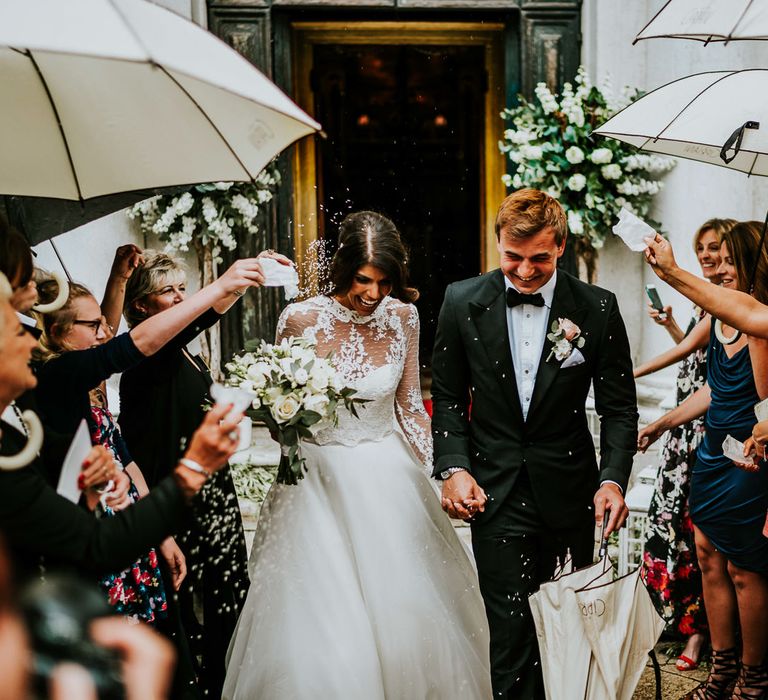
[291,21,506,274]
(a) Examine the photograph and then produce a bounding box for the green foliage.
[500,67,674,251]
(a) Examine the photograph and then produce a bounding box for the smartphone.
[645,284,667,320]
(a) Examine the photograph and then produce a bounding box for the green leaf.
[301,410,323,426]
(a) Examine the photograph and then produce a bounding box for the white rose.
[521,145,543,160]
[565,146,585,165]
[246,362,271,389]
[589,148,613,165]
[601,163,622,180]
[566,174,586,192]
[309,368,329,391]
[304,393,330,417]
[294,368,309,386]
[271,393,301,423]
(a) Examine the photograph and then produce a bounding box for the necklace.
[714,318,742,346]
[10,402,28,437]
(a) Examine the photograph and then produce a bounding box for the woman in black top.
[120,250,291,698]
[0,288,244,583]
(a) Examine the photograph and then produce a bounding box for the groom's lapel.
[528,273,586,420]
[469,271,524,424]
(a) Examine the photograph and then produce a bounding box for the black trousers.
[471,468,594,700]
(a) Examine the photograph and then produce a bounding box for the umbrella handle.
[32,269,69,314]
[0,410,43,470]
[597,505,611,560]
[720,120,759,164]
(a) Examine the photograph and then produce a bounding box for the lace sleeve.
[275,303,315,343]
[394,305,433,467]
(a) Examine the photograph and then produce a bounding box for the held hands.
[643,233,679,281]
[594,483,628,536]
[441,471,487,520]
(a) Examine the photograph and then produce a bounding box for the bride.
[223,211,492,699]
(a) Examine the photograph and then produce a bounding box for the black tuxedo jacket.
[431,269,638,529]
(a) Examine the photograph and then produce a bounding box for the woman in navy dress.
[640,221,768,699]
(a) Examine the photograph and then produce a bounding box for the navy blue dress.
[690,328,768,572]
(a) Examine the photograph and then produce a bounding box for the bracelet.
[178,458,212,478]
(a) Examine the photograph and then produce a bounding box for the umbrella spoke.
[24,49,83,202]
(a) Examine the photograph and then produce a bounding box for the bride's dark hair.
[329,211,419,303]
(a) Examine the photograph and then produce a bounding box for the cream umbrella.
[635,0,768,44]
[0,0,321,202]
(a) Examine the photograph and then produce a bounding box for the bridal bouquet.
[223,337,364,485]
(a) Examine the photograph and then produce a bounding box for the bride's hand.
[441,471,486,521]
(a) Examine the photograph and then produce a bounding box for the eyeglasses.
[72,318,104,332]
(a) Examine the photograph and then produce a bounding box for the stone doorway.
[291,21,506,364]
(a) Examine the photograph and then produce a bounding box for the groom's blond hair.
[495,188,567,244]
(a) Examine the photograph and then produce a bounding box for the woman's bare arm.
[634,316,710,378]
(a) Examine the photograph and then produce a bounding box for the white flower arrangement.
[499,67,675,254]
[223,336,366,485]
[127,167,280,264]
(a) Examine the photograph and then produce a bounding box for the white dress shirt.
[505,271,557,421]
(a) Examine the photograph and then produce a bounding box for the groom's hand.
[594,483,628,536]
[441,471,486,520]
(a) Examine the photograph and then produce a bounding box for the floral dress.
[90,404,168,624]
[642,310,708,637]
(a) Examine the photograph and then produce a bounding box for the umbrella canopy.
[574,569,665,700]
[529,558,613,699]
[635,0,768,43]
[593,69,768,177]
[4,187,188,245]
[0,0,321,201]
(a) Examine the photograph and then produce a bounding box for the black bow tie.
[506,288,545,308]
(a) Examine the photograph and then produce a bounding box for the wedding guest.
[639,221,768,698]
[636,218,735,672]
[0,273,244,583]
[0,537,30,700]
[120,249,291,699]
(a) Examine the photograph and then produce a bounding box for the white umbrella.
[0,0,321,201]
[635,0,768,44]
[593,69,768,177]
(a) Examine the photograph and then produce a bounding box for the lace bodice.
[276,295,432,466]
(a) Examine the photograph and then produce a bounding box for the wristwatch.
[440,467,467,480]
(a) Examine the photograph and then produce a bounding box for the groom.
[431,188,638,699]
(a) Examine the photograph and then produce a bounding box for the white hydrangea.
[589,148,613,164]
[534,82,559,114]
[565,146,585,164]
[601,163,622,180]
[520,144,544,160]
[566,174,587,192]
[567,209,584,235]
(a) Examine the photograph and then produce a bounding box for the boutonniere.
[546,317,585,362]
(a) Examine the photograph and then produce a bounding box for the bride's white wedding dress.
[223,295,491,700]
